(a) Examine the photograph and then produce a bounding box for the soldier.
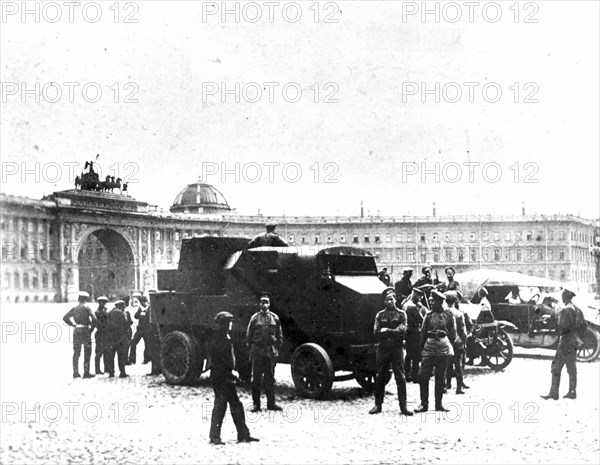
[123,294,135,364]
[62,291,98,378]
[444,291,470,394]
[369,287,413,416]
[402,288,427,383]
[395,267,413,303]
[246,292,283,412]
[444,266,462,293]
[378,267,391,286]
[93,296,109,375]
[209,312,259,445]
[413,265,441,306]
[144,296,162,376]
[106,300,131,378]
[541,289,579,400]
[128,295,150,365]
[415,290,456,413]
[247,222,288,248]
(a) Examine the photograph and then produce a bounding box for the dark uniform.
[378,269,391,286]
[542,290,578,400]
[247,223,288,248]
[413,267,441,307]
[395,274,413,302]
[106,302,131,378]
[370,290,412,415]
[93,298,109,375]
[145,301,162,376]
[63,296,98,378]
[209,312,258,445]
[417,291,456,412]
[246,305,283,410]
[402,294,426,382]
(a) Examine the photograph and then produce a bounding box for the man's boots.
[541,373,560,400]
[398,382,414,416]
[564,374,577,399]
[95,358,104,375]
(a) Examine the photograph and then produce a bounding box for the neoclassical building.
[1,180,598,303]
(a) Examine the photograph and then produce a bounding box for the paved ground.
[1,304,599,464]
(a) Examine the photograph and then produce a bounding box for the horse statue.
[74,176,81,189]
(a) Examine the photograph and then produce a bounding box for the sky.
[1,1,599,219]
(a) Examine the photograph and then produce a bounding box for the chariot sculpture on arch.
[74,155,128,194]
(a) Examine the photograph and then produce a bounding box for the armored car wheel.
[291,343,334,399]
[354,370,392,392]
[160,331,201,385]
[576,327,600,362]
[485,328,513,371]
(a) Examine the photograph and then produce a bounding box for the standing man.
[106,300,130,378]
[369,287,413,416]
[93,296,109,375]
[395,268,413,303]
[413,266,441,306]
[145,295,162,376]
[444,291,469,394]
[402,288,426,383]
[444,267,461,293]
[415,290,456,413]
[209,312,259,445]
[541,289,579,400]
[62,291,98,378]
[246,292,283,412]
[128,295,150,365]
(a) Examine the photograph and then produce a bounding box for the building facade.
[1,181,598,303]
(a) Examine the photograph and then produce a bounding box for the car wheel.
[485,328,513,371]
[160,331,201,385]
[576,327,600,362]
[291,343,334,399]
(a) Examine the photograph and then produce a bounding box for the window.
[482,232,488,241]
[52,272,58,288]
[327,234,333,243]
[353,235,358,244]
[374,251,381,261]
[433,252,439,263]
[516,249,522,262]
[3,272,10,288]
[386,234,392,243]
[559,251,565,260]
[174,232,181,241]
[14,272,20,289]
[505,232,511,241]
[458,233,463,241]
[515,232,522,241]
[374,235,380,243]
[560,231,567,240]
[155,231,162,240]
[407,233,414,243]
[445,248,453,262]
[28,220,35,233]
[470,232,476,241]
[340,234,346,243]
[23,273,29,289]
[445,233,450,241]
[289,235,294,243]
[494,232,500,241]
[420,252,427,263]
[526,231,533,241]
[396,234,402,243]
[420,233,426,242]
[302,236,307,244]
[470,248,477,263]
[32,271,39,289]
[458,248,464,262]
[433,233,439,241]
[407,250,415,262]
[396,248,403,261]
[364,235,370,243]
[494,249,501,261]
[314,234,320,244]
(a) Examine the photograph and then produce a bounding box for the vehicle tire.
[576,327,600,362]
[485,328,513,371]
[291,343,334,399]
[354,370,392,392]
[160,331,201,385]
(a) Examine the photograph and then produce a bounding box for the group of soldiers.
[370,265,473,415]
[62,290,161,379]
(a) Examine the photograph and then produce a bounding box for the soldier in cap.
[395,267,414,303]
[444,291,470,394]
[247,221,288,248]
[93,296,109,375]
[105,300,130,378]
[128,294,150,365]
[413,265,441,306]
[209,311,259,445]
[62,291,98,378]
[415,289,456,412]
[369,287,413,416]
[402,288,427,383]
[541,289,579,400]
[444,267,462,294]
[246,292,283,412]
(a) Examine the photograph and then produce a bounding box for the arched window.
[14,272,20,289]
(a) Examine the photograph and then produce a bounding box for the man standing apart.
[415,290,456,412]
[106,300,130,378]
[63,291,98,378]
[541,289,579,400]
[369,287,413,416]
[209,312,259,445]
[402,288,426,383]
[93,296,109,375]
[395,267,413,303]
[246,292,283,412]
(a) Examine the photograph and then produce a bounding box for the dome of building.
[170,181,231,214]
